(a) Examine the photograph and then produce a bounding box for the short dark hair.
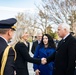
[0,29,9,34]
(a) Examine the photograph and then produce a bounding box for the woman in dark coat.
[10,27,42,75]
[33,34,56,75]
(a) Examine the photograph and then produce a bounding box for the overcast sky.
[0,0,41,20]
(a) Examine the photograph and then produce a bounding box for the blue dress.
[33,45,56,75]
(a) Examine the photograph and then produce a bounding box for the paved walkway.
[28,42,35,75]
[28,61,35,75]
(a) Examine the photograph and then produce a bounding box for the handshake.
[41,58,47,64]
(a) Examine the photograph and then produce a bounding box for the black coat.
[31,40,38,54]
[14,42,41,75]
[26,41,30,52]
[74,67,76,75]
[47,34,76,75]
[0,37,15,75]
[74,58,76,75]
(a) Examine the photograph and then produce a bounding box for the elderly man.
[31,32,43,54]
[0,18,17,75]
[45,23,76,75]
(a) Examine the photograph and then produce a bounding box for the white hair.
[59,23,70,32]
[37,32,43,36]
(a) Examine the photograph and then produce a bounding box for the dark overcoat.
[0,37,15,75]
[47,34,76,75]
[31,40,38,54]
[74,58,76,75]
[14,42,41,75]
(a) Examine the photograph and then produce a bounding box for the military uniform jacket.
[0,37,15,75]
[47,34,76,75]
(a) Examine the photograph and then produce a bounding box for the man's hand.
[41,58,47,64]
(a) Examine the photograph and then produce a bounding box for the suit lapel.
[57,34,72,50]
[57,40,65,50]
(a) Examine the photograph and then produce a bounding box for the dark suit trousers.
[74,69,76,75]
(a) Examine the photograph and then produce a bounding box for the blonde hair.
[10,27,27,46]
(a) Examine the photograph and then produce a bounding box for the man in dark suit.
[0,18,17,75]
[31,32,42,54]
[44,23,76,75]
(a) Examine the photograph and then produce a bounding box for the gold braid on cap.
[11,26,16,30]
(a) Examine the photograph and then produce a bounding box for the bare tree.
[14,0,76,39]
[34,3,53,33]
[35,0,76,32]
[15,12,43,41]
[42,0,76,23]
